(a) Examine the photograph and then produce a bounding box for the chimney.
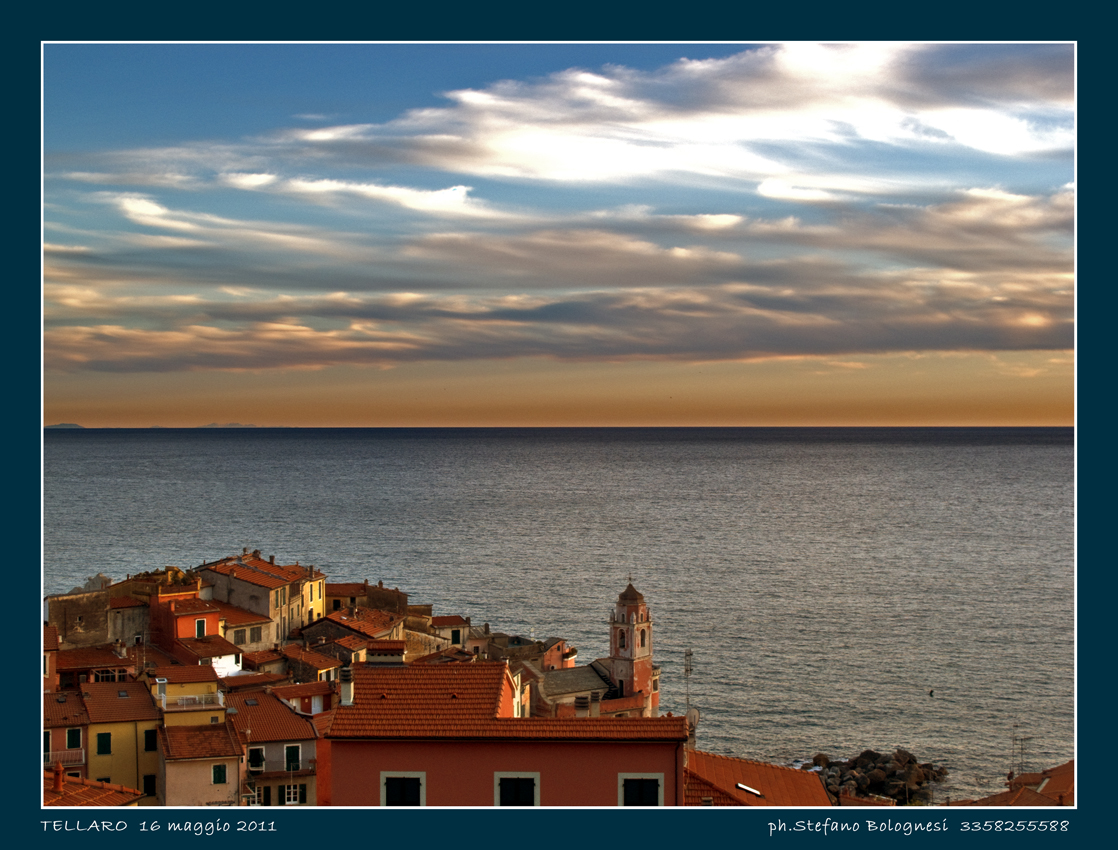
[574,695,590,717]
[340,665,354,706]
[52,762,64,793]
[270,555,275,564]
[590,691,601,717]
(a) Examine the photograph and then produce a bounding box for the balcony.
[43,748,85,767]
[248,758,315,777]
[159,691,225,711]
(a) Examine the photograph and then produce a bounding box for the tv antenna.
[1011,722,1033,775]
[684,648,693,712]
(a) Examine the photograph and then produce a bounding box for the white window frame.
[285,784,301,805]
[195,618,206,638]
[494,771,540,806]
[618,773,664,806]
[284,743,301,771]
[380,771,426,806]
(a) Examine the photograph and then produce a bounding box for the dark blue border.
[29,10,1093,848]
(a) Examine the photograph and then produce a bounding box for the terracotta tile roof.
[222,672,290,690]
[948,786,1061,806]
[43,691,90,727]
[242,649,284,665]
[325,663,689,742]
[209,600,272,626]
[227,690,318,743]
[432,615,469,627]
[1008,758,1074,805]
[56,646,133,671]
[273,680,335,699]
[162,598,220,615]
[160,720,243,761]
[684,769,742,806]
[282,644,341,670]
[322,607,402,639]
[44,626,59,652]
[312,710,335,736]
[81,681,161,723]
[367,639,406,653]
[43,766,144,807]
[176,634,242,659]
[109,596,148,609]
[146,665,220,683]
[330,635,368,651]
[684,750,832,807]
[200,553,324,589]
[326,583,367,596]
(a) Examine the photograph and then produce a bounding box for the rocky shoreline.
[805,748,949,806]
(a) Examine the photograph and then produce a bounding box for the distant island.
[44,423,260,429]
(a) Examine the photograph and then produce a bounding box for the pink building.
[318,661,688,806]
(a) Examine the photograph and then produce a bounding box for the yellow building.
[140,665,227,727]
[81,681,162,801]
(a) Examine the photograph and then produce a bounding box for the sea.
[41,426,1074,803]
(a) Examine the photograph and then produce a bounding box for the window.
[309,584,314,602]
[248,747,265,771]
[281,783,307,804]
[381,772,425,806]
[233,629,246,645]
[144,729,157,751]
[451,629,461,644]
[275,589,282,608]
[96,732,111,755]
[333,600,341,611]
[640,629,646,648]
[250,626,262,643]
[495,773,540,806]
[143,774,156,796]
[66,728,81,749]
[285,744,300,771]
[43,730,49,753]
[213,764,227,784]
[619,774,663,806]
[618,630,626,649]
[195,618,206,638]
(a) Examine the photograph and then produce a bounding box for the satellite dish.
[686,707,700,730]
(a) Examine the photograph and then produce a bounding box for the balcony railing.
[44,748,85,766]
[248,758,313,774]
[159,691,225,711]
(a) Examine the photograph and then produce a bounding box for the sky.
[42,42,1075,427]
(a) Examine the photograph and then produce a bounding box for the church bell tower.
[608,582,659,716]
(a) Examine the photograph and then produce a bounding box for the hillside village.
[43,549,1071,808]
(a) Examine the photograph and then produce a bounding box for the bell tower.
[608,581,658,716]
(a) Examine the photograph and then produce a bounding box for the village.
[43,549,1072,808]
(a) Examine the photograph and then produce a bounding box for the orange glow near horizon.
[43,351,1074,429]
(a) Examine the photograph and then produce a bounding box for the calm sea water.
[42,427,1074,802]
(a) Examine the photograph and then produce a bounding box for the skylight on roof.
[118,690,129,698]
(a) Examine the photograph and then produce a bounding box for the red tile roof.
[199,553,324,589]
[145,665,221,683]
[176,634,243,659]
[282,644,341,670]
[44,626,60,652]
[948,786,1061,806]
[56,646,133,671]
[326,583,367,596]
[109,596,147,609]
[325,664,688,742]
[209,600,272,626]
[43,691,90,727]
[162,598,220,615]
[227,691,318,743]
[160,720,243,761]
[43,765,144,807]
[684,750,832,807]
[432,615,469,627]
[242,649,284,665]
[221,672,290,690]
[273,680,335,699]
[81,681,161,723]
[1008,758,1074,805]
[321,607,402,639]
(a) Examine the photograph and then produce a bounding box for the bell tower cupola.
[607,581,658,716]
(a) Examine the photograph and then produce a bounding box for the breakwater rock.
[806,748,948,805]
